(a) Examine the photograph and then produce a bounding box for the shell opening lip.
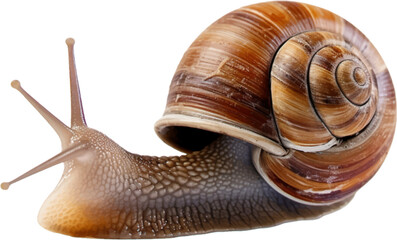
[281,137,341,152]
[155,113,287,156]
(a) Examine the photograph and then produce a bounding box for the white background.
[0,0,395,239]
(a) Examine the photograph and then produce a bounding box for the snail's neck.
[38,136,347,238]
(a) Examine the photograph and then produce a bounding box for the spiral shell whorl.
[271,31,377,150]
[156,2,396,205]
[262,21,393,205]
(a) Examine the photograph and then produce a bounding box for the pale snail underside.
[2,1,395,239]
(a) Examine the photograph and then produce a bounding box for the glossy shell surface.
[155,1,396,204]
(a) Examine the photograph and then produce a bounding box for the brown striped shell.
[155,1,396,205]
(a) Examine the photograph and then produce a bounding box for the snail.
[1,1,395,239]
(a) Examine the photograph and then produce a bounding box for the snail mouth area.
[37,174,130,238]
[38,195,109,237]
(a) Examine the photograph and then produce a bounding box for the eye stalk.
[10,80,72,146]
[66,38,87,128]
[2,38,89,190]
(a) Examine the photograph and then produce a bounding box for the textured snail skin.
[37,129,347,238]
[1,1,395,239]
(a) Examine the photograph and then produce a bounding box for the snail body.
[1,1,395,239]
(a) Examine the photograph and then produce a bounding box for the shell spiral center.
[271,31,377,150]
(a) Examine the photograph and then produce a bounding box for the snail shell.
[154,2,396,205]
[0,1,395,239]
